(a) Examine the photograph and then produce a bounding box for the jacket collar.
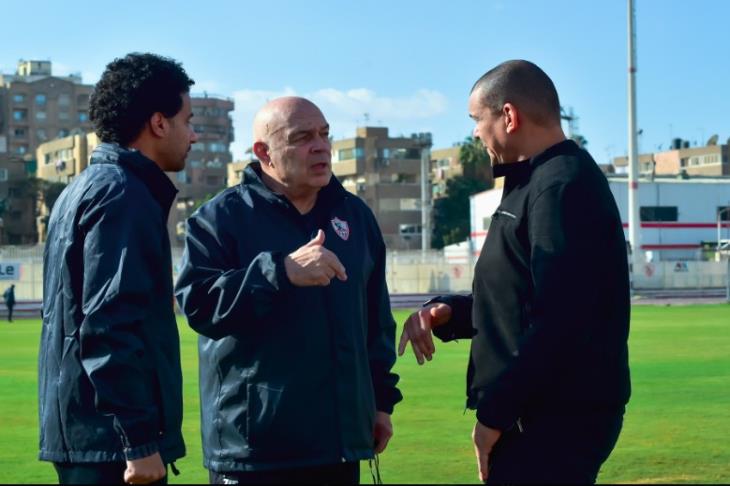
[90,143,178,213]
[492,139,580,181]
[242,162,348,214]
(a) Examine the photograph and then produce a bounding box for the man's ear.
[149,112,168,138]
[503,103,520,134]
[253,141,271,164]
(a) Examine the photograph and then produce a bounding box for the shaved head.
[253,96,325,146]
[251,96,332,206]
[471,60,561,127]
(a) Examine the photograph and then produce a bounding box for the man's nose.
[311,134,330,152]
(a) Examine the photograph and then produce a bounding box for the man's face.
[468,90,508,164]
[267,105,331,193]
[162,93,198,172]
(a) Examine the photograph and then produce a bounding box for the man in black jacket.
[399,60,631,484]
[38,53,197,485]
[175,96,402,484]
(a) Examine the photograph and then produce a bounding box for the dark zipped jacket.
[175,163,402,472]
[433,140,631,430]
[38,143,185,464]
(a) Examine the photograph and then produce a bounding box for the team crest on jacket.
[331,217,350,241]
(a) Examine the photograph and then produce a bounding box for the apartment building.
[331,127,430,250]
[170,94,235,241]
[0,60,94,159]
[34,94,235,243]
[0,154,36,244]
[613,137,730,177]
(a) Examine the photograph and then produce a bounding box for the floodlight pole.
[627,0,642,289]
[420,134,432,257]
[720,206,730,302]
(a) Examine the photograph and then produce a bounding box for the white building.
[468,176,730,261]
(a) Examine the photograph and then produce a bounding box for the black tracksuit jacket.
[433,140,631,430]
[175,163,402,472]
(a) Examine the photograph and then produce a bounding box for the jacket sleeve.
[174,202,293,340]
[365,219,403,414]
[476,180,602,430]
[77,187,161,460]
[429,294,475,341]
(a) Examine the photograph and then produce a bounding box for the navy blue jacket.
[38,143,185,464]
[175,163,402,472]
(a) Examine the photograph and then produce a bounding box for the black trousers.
[6,303,12,322]
[486,410,624,485]
[53,462,168,485]
[209,462,360,485]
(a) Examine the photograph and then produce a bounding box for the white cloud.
[229,87,449,159]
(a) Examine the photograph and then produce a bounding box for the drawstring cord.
[368,454,382,484]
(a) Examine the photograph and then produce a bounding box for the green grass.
[1,305,729,484]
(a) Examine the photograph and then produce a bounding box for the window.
[0,169,7,181]
[16,145,28,155]
[188,160,202,168]
[380,198,420,211]
[12,110,27,121]
[718,206,730,221]
[37,129,47,141]
[77,94,89,105]
[13,128,26,137]
[12,94,25,103]
[35,94,47,106]
[36,111,47,120]
[206,176,221,186]
[57,129,69,138]
[176,171,189,184]
[337,147,364,160]
[640,206,678,222]
[58,111,70,120]
[58,93,71,106]
[78,111,88,122]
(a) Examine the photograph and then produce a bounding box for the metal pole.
[627,0,642,286]
[420,135,432,256]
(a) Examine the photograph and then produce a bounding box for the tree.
[432,175,489,249]
[431,136,493,249]
[459,136,492,184]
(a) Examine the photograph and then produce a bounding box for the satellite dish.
[706,134,719,146]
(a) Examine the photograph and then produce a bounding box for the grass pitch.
[0,305,728,484]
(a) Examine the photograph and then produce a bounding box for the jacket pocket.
[246,383,284,450]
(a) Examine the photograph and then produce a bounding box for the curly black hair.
[89,52,194,146]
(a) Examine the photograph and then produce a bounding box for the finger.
[478,452,489,482]
[411,340,425,365]
[374,435,389,454]
[306,229,325,247]
[418,310,436,358]
[397,329,407,356]
[328,253,347,281]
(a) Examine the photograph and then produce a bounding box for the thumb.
[306,229,325,246]
[429,303,451,326]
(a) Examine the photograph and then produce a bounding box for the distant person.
[399,60,631,484]
[3,284,15,322]
[175,96,402,484]
[38,53,198,485]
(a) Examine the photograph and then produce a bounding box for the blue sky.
[2,0,728,164]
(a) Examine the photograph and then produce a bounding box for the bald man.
[175,97,402,484]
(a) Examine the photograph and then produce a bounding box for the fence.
[1,246,728,301]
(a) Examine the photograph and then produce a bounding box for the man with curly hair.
[38,52,197,485]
